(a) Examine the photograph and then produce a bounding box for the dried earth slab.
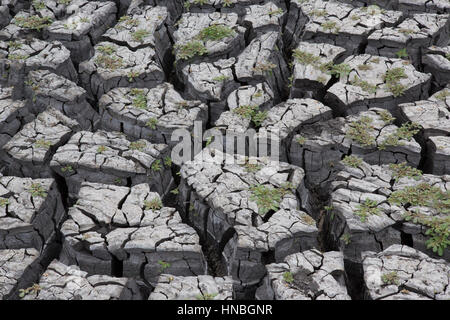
[181,57,239,124]
[45,1,118,63]
[22,260,143,300]
[324,55,431,116]
[362,245,449,300]
[339,0,450,15]
[102,5,170,68]
[79,41,165,100]
[60,182,206,284]
[242,1,287,36]
[1,108,80,178]
[0,86,30,150]
[50,130,172,199]
[256,250,351,300]
[99,84,208,147]
[398,87,450,174]
[178,148,318,296]
[24,70,99,130]
[326,159,450,269]
[214,96,332,162]
[289,108,422,192]
[0,176,64,251]
[0,39,77,89]
[173,11,246,68]
[0,248,43,300]
[235,31,289,99]
[422,46,450,87]
[289,42,346,98]
[285,0,402,53]
[149,274,234,300]
[366,13,450,66]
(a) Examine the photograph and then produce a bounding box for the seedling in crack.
[28,183,47,198]
[158,260,171,272]
[342,155,363,168]
[354,199,380,222]
[151,159,162,171]
[144,197,162,210]
[381,272,399,285]
[283,271,294,284]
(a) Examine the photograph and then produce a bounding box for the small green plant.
[158,260,171,272]
[321,21,339,33]
[95,55,123,70]
[342,155,363,168]
[8,41,22,50]
[357,64,372,71]
[252,110,268,127]
[143,197,162,210]
[28,183,47,198]
[296,136,306,145]
[129,140,146,151]
[132,29,150,42]
[97,44,116,55]
[127,71,139,82]
[97,145,107,154]
[388,181,450,256]
[268,8,284,16]
[383,67,407,97]
[283,271,294,284]
[354,199,380,222]
[389,183,449,212]
[434,89,450,101]
[405,213,449,256]
[58,0,72,4]
[378,122,421,150]
[146,118,158,129]
[0,198,9,207]
[223,0,233,7]
[198,25,235,41]
[205,136,213,146]
[8,54,29,61]
[61,165,74,173]
[340,233,351,245]
[252,61,277,75]
[19,284,41,298]
[249,183,294,215]
[388,163,422,181]
[117,16,139,28]
[399,28,415,35]
[151,159,162,171]
[233,105,267,128]
[292,49,320,65]
[175,41,208,60]
[317,75,328,84]
[300,214,316,226]
[378,110,395,124]
[381,272,399,285]
[350,77,377,94]
[212,75,229,82]
[164,156,172,167]
[14,15,53,30]
[196,293,218,300]
[346,116,376,146]
[329,63,351,78]
[34,139,52,149]
[33,0,46,9]
[395,48,409,59]
[170,188,179,195]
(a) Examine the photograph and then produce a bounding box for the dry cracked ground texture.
[0,0,449,301]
